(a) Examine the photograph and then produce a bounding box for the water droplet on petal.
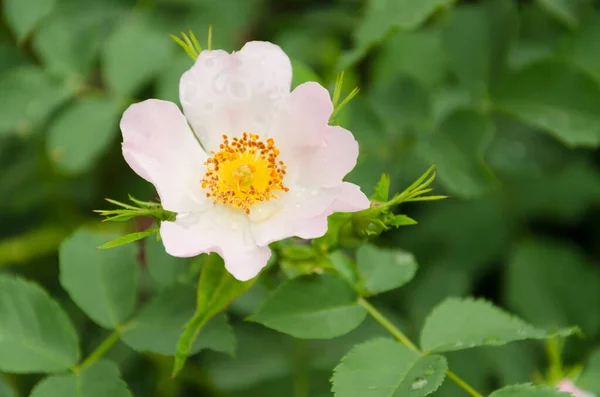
[230,222,239,231]
[259,56,267,66]
[181,84,198,103]
[310,189,319,196]
[230,79,249,98]
[213,73,227,93]
[204,102,214,112]
[268,88,281,100]
[204,56,215,68]
[411,378,427,390]
[295,203,301,209]
[257,80,266,89]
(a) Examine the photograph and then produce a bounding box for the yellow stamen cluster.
[201,132,289,214]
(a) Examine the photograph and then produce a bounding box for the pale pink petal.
[251,182,370,246]
[179,42,292,152]
[120,99,208,213]
[160,207,271,281]
[558,379,597,397]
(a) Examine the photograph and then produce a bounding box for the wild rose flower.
[120,41,369,281]
[558,379,597,397]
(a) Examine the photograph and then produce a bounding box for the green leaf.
[173,254,253,377]
[419,109,497,198]
[371,174,390,202]
[3,0,55,41]
[505,240,600,338]
[0,275,79,373]
[567,15,600,84]
[156,52,193,103]
[332,338,447,397]
[443,0,518,96]
[31,2,118,78]
[372,29,447,89]
[291,59,321,89]
[388,214,418,227]
[579,348,600,394]
[0,66,71,136]
[145,235,189,288]
[356,245,417,296]
[121,286,234,356]
[489,384,571,397]
[59,228,139,329]
[98,229,158,249]
[493,60,600,148]
[535,0,590,28]
[250,274,366,339]
[0,377,16,397]
[355,0,455,50]
[420,297,576,353]
[102,14,174,96]
[29,360,132,397]
[47,97,120,174]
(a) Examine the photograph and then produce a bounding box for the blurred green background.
[2,0,600,396]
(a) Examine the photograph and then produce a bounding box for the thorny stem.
[357,297,485,397]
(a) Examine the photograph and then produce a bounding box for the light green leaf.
[291,59,321,89]
[419,109,497,198]
[31,2,119,78]
[102,14,174,96]
[489,384,571,397]
[121,286,234,356]
[250,274,366,339]
[173,254,253,377]
[420,297,576,353]
[443,0,518,96]
[3,0,55,41]
[59,228,139,329]
[371,174,390,202]
[47,97,120,174]
[388,214,418,227]
[332,338,447,397]
[493,60,600,148]
[356,245,417,296]
[579,348,600,394]
[505,240,600,337]
[98,229,158,249]
[145,235,189,288]
[29,360,132,397]
[356,0,455,49]
[0,275,79,373]
[0,66,71,136]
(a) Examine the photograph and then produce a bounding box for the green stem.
[357,297,484,397]
[78,329,122,370]
[357,297,420,353]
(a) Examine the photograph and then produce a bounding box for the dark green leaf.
[173,254,253,377]
[121,286,235,356]
[420,297,577,353]
[493,60,600,147]
[59,228,139,329]
[102,14,174,96]
[0,66,71,136]
[146,235,190,288]
[578,348,600,394]
[250,274,366,339]
[47,97,121,174]
[356,245,417,296]
[29,360,132,397]
[0,275,79,373]
[3,0,55,41]
[332,338,447,397]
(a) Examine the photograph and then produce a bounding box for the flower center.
[201,132,289,214]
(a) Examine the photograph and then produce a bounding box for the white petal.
[179,42,292,152]
[120,99,208,213]
[269,83,359,188]
[160,207,271,281]
[251,182,370,246]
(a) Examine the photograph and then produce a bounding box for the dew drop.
[230,79,249,98]
[367,386,377,391]
[230,222,239,231]
[455,340,464,347]
[268,88,281,100]
[259,56,267,66]
[213,73,227,92]
[204,57,215,68]
[257,80,266,89]
[181,85,198,103]
[517,329,527,336]
[295,203,302,209]
[204,102,214,112]
[424,367,435,376]
[310,189,319,196]
[255,114,266,125]
[411,377,428,390]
